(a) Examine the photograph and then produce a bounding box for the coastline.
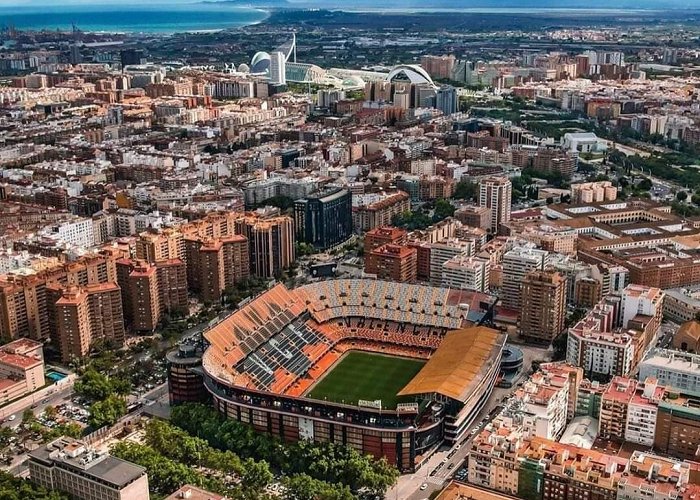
[3,4,699,36]
[0,4,271,35]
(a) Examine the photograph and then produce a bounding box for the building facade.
[294,188,353,251]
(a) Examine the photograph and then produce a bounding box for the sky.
[0,0,695,7]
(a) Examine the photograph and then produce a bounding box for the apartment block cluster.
[0,209,296,362]
[464,362,700,500]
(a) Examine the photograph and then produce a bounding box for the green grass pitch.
[305,351,425,409]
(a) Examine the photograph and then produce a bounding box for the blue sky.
[0,0,694,7]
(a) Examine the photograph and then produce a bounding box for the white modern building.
[639,348,700,395]
[441,255,490,292]
[479,176,512,233]
[270,51,286,85]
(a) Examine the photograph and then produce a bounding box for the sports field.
[306,351,425,409]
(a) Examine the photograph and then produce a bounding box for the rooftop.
[29,437,146,489]
[397,326,505,402]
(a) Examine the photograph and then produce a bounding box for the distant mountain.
[289,0,697,9]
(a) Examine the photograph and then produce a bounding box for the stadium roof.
[397,326,504,402]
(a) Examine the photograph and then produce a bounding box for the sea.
[0,4,269,34]
[1,1,695,34]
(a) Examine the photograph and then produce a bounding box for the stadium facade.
[201,279,506,472]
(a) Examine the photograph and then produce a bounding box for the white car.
[420,483,428,491]
[7,415,15,421]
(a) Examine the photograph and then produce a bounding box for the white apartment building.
[567,329,635,378]
[479,176,512,233]
[43,218,95,248]
[639,348,700,395]
[622,379,664,447]
[428,239,473,286]
[441,255,490,292]
[622,284,664,331]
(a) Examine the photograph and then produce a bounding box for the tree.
[74,369,113,402]
[677,191,688,202]
[284,474,354,500]
[110,377,133,397]
[392,210,432,231]
[242,458,273,491]
[433,198,456,221]
[453,180,478,201]
[0,427,13,447]
[295,242,315,257]
[0,471,68,500]
[88,395,126,429]
[637,177,653,191]
[111,442,215,496]
[171,404,400,496]
[22,409,34,424]
[43,405,58,420]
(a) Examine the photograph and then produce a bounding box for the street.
[386,363,536,500]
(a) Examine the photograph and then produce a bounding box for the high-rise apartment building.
[364,244,417,282]
[235,215,294,278]
[154,259,189,315]
[436,85,458,116]
[654,392,700,461]
[53,283,125,362]
[128,263,161,333]
[420,54,456,79]
[364,227,408,254]
[501,246,549,311]
[352,191,411,232]
[0,254,116,341]
[520,270,566,343]
[116,259,188,331]
[455,206,491,231]
[479,177,512,233]
[135,229,185,263]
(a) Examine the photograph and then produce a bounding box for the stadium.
[202,279,506,472]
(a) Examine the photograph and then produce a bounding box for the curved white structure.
[250,51,271,74]
[387,64,436,87]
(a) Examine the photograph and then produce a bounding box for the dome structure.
[250,51,271,74]
[386,64,435,87]
[238,63,250,73]
[342,75,366,88]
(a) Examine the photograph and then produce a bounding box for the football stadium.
[202,279,506,472]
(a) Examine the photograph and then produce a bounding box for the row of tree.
[112,418,355,500]
[171,404,399,497]
[74,369,129,429]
